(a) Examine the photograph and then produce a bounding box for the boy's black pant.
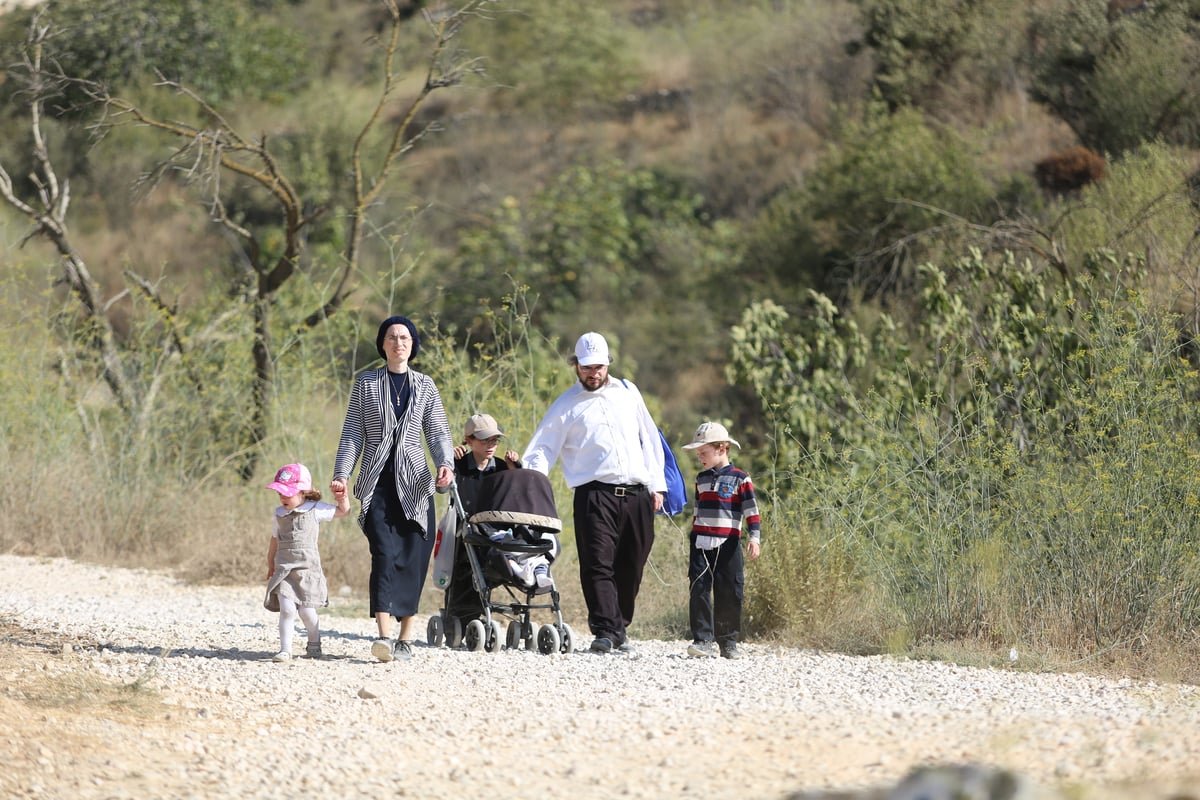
[688,534,744,646]
[443,537,483,624]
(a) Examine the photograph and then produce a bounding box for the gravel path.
[2,554,1199,799]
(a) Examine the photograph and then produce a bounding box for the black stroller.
[427,469,576,654]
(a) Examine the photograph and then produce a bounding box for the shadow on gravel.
[0,620,388,663]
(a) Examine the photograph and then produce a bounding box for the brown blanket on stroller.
[468,469,561,532]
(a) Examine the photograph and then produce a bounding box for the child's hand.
[746,540,762,560]
[504,450,521,467]
[453,444,468,460]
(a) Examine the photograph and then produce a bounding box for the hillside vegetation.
[2,0,1200,682]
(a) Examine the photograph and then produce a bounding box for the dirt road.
[2,555,1198,799]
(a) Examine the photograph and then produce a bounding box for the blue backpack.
[621,379,687,516]
[657,429,688,517]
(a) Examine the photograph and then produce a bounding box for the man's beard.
[579,373,606,392]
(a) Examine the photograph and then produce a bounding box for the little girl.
[264,463,350,662]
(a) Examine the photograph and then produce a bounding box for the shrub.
[461,0,640,120]
[729,246,1200,660]
[0,0,308,104]
[804,105,995,295]
[1055,142,1199,311]
[1029,1,1200,154]
[1034,146,1107,194]
[439,160,723,375]
[849,0,1027,114]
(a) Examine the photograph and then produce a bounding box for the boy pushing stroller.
[430,462,574,653]
[440,414,522,632]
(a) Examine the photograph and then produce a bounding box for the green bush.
[1029,1,1200,154]
[730,247,1200,661]
[851,0,1027,113]
[1055,143,1199,294]
[442,160,718,357]
[0,0,308,103]
[805,105,995,295]
[461,0,640,119]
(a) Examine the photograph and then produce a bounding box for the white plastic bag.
[431,504,458,590]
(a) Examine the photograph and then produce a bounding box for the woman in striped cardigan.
[331,315,454,662]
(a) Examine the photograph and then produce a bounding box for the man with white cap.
[521,332,666,654]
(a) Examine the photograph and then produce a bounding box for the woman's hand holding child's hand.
[330,484,351,518]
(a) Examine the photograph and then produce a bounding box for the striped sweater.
[332,366,453,529]
[690,464,761,542]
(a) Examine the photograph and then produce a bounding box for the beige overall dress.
[264,506,329,611]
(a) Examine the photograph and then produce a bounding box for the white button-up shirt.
[522,376,666,493]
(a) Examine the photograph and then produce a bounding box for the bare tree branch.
[0,20,137,416]
[11,0,495,479]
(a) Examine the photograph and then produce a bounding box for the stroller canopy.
[468,469,562,532]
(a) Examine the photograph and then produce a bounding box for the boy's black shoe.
[719,642,742,660]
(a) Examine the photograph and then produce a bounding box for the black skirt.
[363,477,435,618]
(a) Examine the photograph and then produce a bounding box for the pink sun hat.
[266,463,312,497]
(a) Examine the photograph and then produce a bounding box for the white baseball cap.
[681,422,741,450]
[573,332,611,367]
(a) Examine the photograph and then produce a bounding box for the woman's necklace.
[388,369,409,416]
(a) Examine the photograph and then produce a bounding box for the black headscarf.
[375,315,420,362]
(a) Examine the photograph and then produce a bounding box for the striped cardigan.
[332,366,453,530]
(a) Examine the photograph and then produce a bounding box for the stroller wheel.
[446,616,464,649]
[560,623,576,655]
[537,623,561,655]
[506,620,524,651]
[486,620,503,654]
[426,614,444,648]
[464,619,487,652]
[522,621,535,651]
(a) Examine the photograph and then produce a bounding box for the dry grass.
[0,621,166,723]
[974,88,1081,180]
[0,620,235,800]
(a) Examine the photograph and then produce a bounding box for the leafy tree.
[1028,0,1200,154]
[0,0,306,104]
[849,0,1026,113]
[804,105,994,296]
[445,160,709,335]
[0,1,494,480]
[461,0,640,119]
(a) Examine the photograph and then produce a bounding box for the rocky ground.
[2,554,1199,800]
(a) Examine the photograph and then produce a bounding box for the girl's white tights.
[277,595,320,653]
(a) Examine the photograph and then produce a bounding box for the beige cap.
[681,421,741,450]
[464,413,504,440]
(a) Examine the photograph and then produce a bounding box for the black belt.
[580,481,647,497]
